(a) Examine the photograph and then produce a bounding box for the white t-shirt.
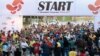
[20,42,28,48]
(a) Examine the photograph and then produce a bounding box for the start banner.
[0,0,99,16]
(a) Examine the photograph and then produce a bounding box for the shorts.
[22,48,26,52]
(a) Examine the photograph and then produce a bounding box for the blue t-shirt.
[3,44,9,52]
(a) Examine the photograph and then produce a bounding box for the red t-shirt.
[80,52,85,56]
[33,42,40,54]
[46,41,52,48]
[1,35,6,42]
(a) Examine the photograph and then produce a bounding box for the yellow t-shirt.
[13,34,18,40]
[57,42,61,47]
[69,51,77,56]
[30,40,35,47]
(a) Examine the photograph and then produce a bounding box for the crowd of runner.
[0,22,100,56]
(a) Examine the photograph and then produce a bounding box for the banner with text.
[0,0,98,16]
